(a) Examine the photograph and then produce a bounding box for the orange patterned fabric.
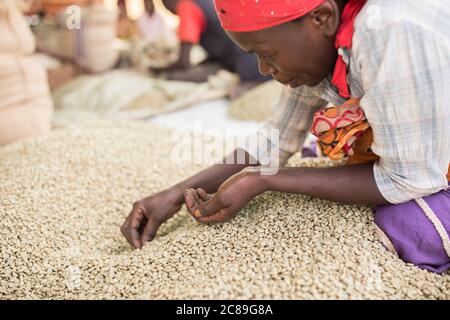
[311,98,450,181]
[311,98,369,161]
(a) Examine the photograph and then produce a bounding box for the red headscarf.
[213,0,366,98]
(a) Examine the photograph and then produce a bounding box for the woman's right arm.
[121,148,257,248]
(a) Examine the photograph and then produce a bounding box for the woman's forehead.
[227,29,278,52]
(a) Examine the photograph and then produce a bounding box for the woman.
[121,0,450,273]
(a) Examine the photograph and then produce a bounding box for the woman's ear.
[307,0,341,37]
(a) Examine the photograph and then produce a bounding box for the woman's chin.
[303,76,324,88]
[286,75,321,88]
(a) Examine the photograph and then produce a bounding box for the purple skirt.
[374,184,450,273]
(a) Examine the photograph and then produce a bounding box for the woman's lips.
[274,76,303,88]
[276,78,294,86]
[288,77,307,88]
[285,78,299,88]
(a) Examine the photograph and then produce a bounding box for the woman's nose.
[258,58,276,77]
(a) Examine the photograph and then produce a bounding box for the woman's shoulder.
[352,0,450,66]
[355,0,450,39]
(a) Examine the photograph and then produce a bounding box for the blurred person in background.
[117,0,136,39]
[154,0,270,96]
[137,0,173,42]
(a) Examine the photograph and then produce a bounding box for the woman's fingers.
[194,196,227,218]
[196,188,210,201]
[121,217,141,249]
[122,205,147,249]
[195,208,231,223]
[140,217,161,244]
[184,188,208,210]
[129,210,144,248]
[184,188,229,221]
[184,189,196,210]
[120,217,134,247]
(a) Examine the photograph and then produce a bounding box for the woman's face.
[226,1,341,88]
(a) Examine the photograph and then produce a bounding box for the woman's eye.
[263,55,275,62]
[254,52,273,60]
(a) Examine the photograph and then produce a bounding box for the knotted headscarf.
[213,0,366,98]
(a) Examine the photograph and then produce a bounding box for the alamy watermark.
[170,122,280,175]
[365,5,382,30]
[65,5,82,30]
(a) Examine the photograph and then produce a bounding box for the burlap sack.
[0,55,51,111]
[0,2,53,145]
[51,70,233,125]
[0,0,35,55]
[77,4,119,73]
[0,54,54,145]
[0,95,53,145]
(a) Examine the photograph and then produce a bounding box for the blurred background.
[0,0,292,148]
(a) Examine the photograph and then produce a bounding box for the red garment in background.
[176,0,207,44]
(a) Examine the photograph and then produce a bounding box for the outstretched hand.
[184,168,265,223]
[121,187,183,249]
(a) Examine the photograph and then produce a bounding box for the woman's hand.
[184,167,266,223]
[121,186,184,249]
